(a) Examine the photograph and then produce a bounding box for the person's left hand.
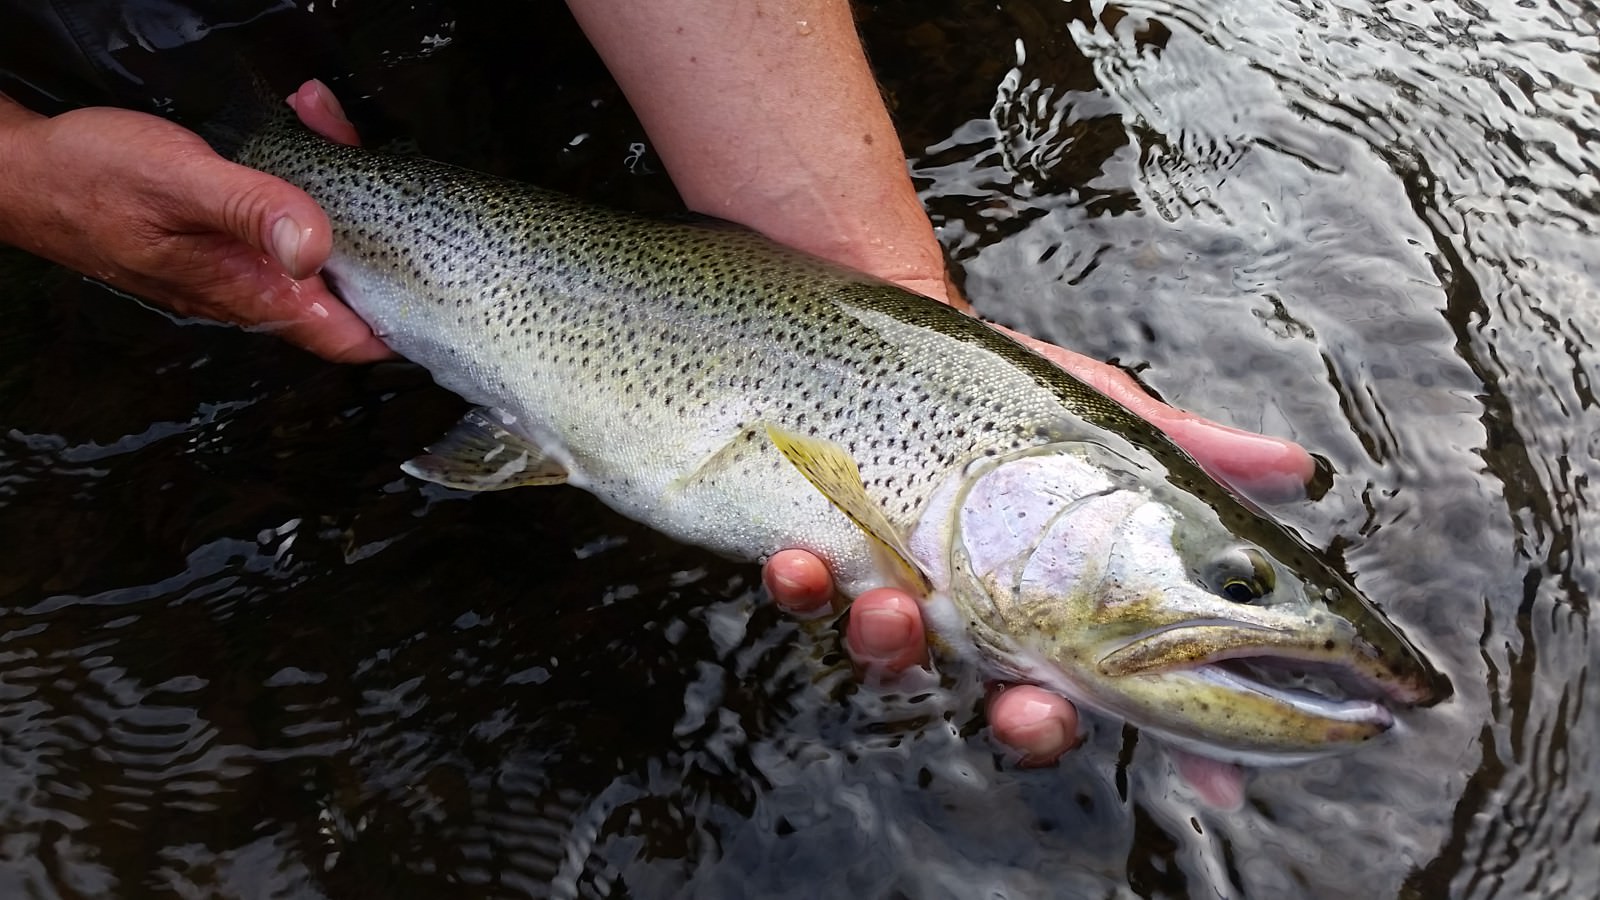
[0,82,385,362]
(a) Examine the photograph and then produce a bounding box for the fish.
[227,113,1447,766]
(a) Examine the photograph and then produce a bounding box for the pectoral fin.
[765,425,930,594]
[402,408,568,491]
[665,423,763,496]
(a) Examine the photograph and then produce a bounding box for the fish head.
[931,443,1445,765]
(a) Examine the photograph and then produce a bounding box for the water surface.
[1,1,1595,896]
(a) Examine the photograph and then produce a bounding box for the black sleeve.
[0,1,300,114]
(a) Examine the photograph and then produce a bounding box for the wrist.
[704,170,949,296]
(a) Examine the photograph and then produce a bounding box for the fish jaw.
[1071,586,1406,761]
[1105,667,1394,766]
[914,447,1437,764]
[1095,612,1435,708]
[963,575,1403,764]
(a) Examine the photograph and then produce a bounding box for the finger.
[256,278,395,363]
[993,325,1316,497]
[987,684,1081,765]
[1171,750,1245,810]
[163,153,334,280]
[1134,411,1316,500]
[763,549,835,616]
[844,588,928,673]
[175,240,391,363]
[286,79,361,147]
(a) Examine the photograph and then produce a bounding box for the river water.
[0,1,1594,896]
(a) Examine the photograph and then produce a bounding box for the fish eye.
[1220,578,1261,604]
[1207,547,1275,604]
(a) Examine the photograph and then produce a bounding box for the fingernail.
[762,558,832,617]
[763,567,814,614]
[855,606,915,659]
[1019,697,1058,723]
[270,216,312,276]
[767,567,803,595]
[1015,701,1072,761]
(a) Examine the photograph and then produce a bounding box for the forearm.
[0,92,50,252]
[566,0,951,302]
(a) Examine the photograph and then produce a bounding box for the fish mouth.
[1077,626,1418,761]
[1097,621,1433,717]
[1188,657,1394,728]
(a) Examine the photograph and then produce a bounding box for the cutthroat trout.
[228,110,1445,765]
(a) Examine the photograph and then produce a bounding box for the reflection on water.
[1,0,1596,896]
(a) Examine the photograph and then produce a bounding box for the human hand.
[0,83,383,361]
[761,326,1316,766]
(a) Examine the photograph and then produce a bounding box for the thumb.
[170,155,335,280]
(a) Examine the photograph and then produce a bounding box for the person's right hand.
[0,88,385,361]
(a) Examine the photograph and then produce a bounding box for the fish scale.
[227,115,1445,763]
